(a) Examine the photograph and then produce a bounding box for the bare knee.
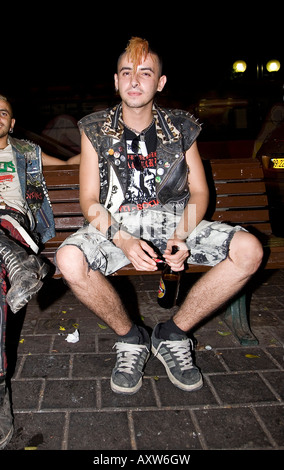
[229,231,263,275]
[56,245,87,283]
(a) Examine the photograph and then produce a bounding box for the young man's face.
[114,53,166,109]
[0,100,15,139]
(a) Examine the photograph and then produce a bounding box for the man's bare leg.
[56,245,150,394]
[56,245,132,335]
[173,231,263,331]
[151,231,263,391]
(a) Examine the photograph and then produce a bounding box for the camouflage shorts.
[56,219,245,276]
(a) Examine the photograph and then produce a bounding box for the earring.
[9,128,13,134]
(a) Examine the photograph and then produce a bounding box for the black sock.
[118,324,146,344]
[156,319,186,340]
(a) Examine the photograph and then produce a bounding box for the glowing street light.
[266,60,281,72]
[233,60,247,73]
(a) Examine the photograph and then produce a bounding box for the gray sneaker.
[111,328,150,394]
[151,324,203,391]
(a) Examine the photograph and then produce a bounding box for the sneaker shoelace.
[155,338,194,371]
[113,342,149,375]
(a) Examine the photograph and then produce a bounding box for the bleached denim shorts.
[56,219,245,276]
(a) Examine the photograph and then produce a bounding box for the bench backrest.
[42,159,271,264]
[204,158,270,236]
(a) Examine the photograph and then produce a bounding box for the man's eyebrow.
[119,66,132,72]
[139,67,154,73]
[119,66,154,73]
[0,108,11,115]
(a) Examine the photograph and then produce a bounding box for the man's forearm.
[82,201,130,243]
[83,202,114,236]
[173,198,208,241]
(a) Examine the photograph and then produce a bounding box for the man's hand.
[163,239,189,272]
[114,233,159,271]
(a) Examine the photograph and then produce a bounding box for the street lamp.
[232,59,281,79]
[266,60,281,72]
[233,60,247,73]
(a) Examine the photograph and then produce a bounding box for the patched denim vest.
[10,137,55,244]
[79,104,201,215]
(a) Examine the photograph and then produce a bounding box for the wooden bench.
[42,159,284,346]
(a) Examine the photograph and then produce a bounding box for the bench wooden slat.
[216,194,268,208]
[53,216,85,230]
[48,189,79,203]
[211,158,264,176]
[52,202,82,215]
[44,232,70,245]
[243,222,274,235]
[212,166,264,180]
[212,208,270,223]
[215,181,267,195]
[44,165,79,187]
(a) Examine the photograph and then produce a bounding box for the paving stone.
[4,412,65,450]
[195,350,228,373]
[266,346,284,366]
[132,409,203,450]
[154,377,218,407]
[20,354,70,378]
[41,379,97,410]
[255,405,284,446]
[16,335,53,354]
[262,371,284,399]
[11,380,43,411]
[208,373,278,404]
[218,347,279,371]
[72,353,114,378]
[193,407,273,449]
[68,411,131,450]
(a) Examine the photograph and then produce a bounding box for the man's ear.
[157,75,167,92]
[114,74,118,91]
[10,118,16,132]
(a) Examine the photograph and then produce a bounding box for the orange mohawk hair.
[125,37,150,73]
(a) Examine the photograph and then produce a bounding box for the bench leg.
[223,293,259,346]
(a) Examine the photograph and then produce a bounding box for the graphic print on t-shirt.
[0,145,27,213]
[119,126,160,214]
[0,159,18,197]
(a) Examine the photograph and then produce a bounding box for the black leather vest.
[78,104,201,214]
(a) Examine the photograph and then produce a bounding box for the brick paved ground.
[3,268,284,452]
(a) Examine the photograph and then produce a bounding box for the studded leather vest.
[78,104,201,215]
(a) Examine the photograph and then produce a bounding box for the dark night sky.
[2,6,283,136]
[4,8,282,90]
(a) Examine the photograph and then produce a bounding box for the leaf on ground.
[217,330,231,336]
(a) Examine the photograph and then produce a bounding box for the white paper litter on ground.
[65,329,80,343]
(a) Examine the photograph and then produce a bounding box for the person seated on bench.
[0,94,78,449]
[56,37,263,396]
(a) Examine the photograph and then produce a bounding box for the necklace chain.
[123,118,155,136]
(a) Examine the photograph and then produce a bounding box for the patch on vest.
[26,183,44,209]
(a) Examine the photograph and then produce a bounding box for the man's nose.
[131,73,139,87]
